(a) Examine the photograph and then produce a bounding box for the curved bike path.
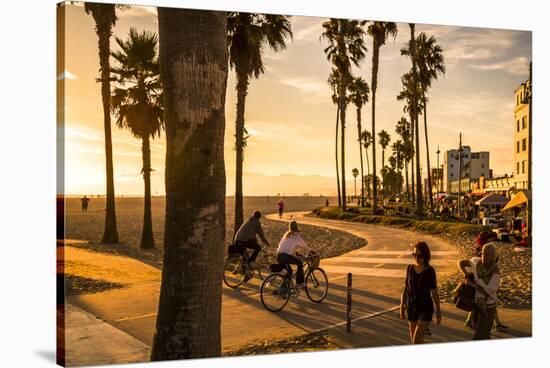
[66,211,530,365]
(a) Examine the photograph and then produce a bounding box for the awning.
[475,193,509,206]
[502,191,529,211]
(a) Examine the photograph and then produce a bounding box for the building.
[443,146,490,193]
[513,79,531,190]
[431,167,444,193]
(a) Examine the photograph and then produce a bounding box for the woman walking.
[458,242,501,340]
[400,241,442,344]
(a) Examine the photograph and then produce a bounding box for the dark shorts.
[407,305,434,322]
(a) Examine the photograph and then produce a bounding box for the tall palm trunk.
[96,18,119,244]
[371,40,379,211]
[381,148,385,200]
[409,111,415,205]
[234,71,248,235]
[140,135,154,249]
[356,108,365,206]
[152,8,227,360]
[422,90,434,209]
[335,105,341,207]
[404,160,410,200]
[365,149,371,200]
[409,24,423,217]
[339,82,347,210]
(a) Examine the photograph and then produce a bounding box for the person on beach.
[278,199,285,218]
[458,242,501,340]
[234,211,270,271]
[277,220,314,288]
[400,241,442,344]
[80,195,90,211]
[325,199,329,207]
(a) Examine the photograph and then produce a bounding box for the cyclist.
[234,210,270,271]
[277,220,314,288]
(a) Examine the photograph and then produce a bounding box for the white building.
[443,146,490,193]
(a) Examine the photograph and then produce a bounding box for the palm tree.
[352,168,359,198]
[391,140,406,197]
[395,117,412,201]
[84,2,120,243]
[378,129,391,201]
[322,18,368,211]
[397,72,423,206]
[367,21,398,213]
[402,32,445,209]
[228,13,292,235]
[406,23,423,217]
[110,28,164,249]
[361,130,373,200]
[328,69,342,207]
[348,77,370,207]
[151,8,228,360]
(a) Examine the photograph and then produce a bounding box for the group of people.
[234,210,312,286]
[232,210,504,343]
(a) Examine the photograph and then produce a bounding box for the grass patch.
[312,207,489,237]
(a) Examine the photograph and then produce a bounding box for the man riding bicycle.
[234,211,270,271]
[277,220,314,288]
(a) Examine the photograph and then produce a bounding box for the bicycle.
[223,244,272,289]
[260,254,328,312]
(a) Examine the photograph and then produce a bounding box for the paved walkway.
[64,211,531,365]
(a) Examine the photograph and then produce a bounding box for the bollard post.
[346,272,352,333]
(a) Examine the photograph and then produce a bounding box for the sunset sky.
[58,2,531,196]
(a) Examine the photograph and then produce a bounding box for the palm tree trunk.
[140,135,154,249]
[365,147,371,200]
[152,8,227,360]
[357,108,365,206]
[335,105,341,208]
[96,19,119,244]
[405,160,410,200]
[371,41,379,212]
[381,149,385,202]
[339,82,347,210]
[409,24,423,217]
[234,70,248,235]
[423,90,434,209]
[409,111,415,205]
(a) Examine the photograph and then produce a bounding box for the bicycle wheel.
[260,274,291,312]
[256,254,271,281]
[305,267,328,303]
[223,256,246,288]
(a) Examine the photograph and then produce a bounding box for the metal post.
[346,273,352,333]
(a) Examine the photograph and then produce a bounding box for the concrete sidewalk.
[64,303,151,366]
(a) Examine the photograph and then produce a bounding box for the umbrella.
[475,193,509,206]
[502,191,529,211]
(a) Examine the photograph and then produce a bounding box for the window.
[517,162,520,174]
[522,138,527,151]
[517,95,519,106]
[450,164,454,168]
[472,153,480,159]
[522,161,526,174]
[517,141,520,153]
[517,120,520,132]
[450,173,454,177]
[481,164,485,168]
[522,116,527,129]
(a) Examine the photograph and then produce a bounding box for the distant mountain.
[225,170,354,196]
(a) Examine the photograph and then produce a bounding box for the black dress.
[405,264,437,322]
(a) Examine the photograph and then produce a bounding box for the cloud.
[469,56,529,76]
[57,70,77,80]
[117,5,157,20]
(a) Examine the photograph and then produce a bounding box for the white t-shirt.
[277,232,311,256]
[470,257,500,306]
